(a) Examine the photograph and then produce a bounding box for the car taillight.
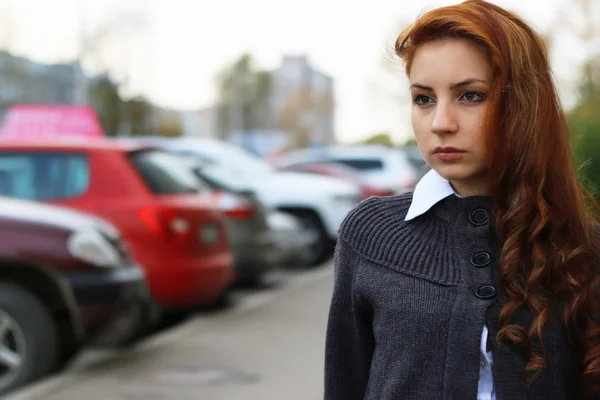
[137,207,191,242]
[213,191,256,220]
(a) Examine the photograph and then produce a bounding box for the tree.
[402,138,419,148]
[278,85,334,148]
[154,113,183,137]
[123,96,155,135]
[354,132,394,147]
[562,0,600,196]
[75,4,149,104]
[569,73,600,197]
[215,54,271,139]
[88,75,122,136]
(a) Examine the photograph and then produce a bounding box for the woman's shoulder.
[338,193,415,249]
[339,193,414,238]
[337,193,461,285]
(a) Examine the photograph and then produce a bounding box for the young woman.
[324,1,600,399]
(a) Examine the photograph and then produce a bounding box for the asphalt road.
[5,262,334,400]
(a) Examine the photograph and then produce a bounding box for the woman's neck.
[449,178,491,198]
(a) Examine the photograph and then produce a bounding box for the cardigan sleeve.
[324,237,375,400]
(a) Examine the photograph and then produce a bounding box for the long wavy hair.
[395,0,600,390]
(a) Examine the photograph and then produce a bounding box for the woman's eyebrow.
[449,78,487,89]
[409,83,433,91]
[409,78,487,91]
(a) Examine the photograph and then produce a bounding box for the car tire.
[201,289,233,312]
[235,266,265,289]
[118,297,163,347]
[289,210,332,267]
[0,282,60,396]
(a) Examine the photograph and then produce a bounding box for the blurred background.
[0,0,595,399]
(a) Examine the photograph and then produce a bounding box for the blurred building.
[181,106,216,137]
[267,55,335,146]
[228,129,292,158]
[184,55,335,150]
[0,51,179,137]
[0,52,122,126]
[0,51,78,120]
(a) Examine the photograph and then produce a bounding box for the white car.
[131,137,363,266]
[275,145,424,195]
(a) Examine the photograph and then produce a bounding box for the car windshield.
[128,150,201,194]
[170,142,273,176]
[196,165,253,193]
[225,150,273,175]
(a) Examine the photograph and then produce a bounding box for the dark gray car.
[182,159,279,286]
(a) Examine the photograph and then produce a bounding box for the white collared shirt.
[405,169,496,400]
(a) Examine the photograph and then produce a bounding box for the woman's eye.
[460,91,485,102]
[413,95,435,105]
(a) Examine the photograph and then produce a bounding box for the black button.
[469,208,489,226]
[471,252,492,267]
[475,285,497,299]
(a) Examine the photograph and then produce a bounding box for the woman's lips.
[433,147,465,161]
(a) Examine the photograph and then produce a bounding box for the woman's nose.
[431,103,458,134]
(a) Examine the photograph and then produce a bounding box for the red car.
[0,139,234,316]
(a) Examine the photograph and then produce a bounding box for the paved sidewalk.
[6,265,334,400]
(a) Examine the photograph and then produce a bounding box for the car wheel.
[0,282,59,395]
[119,297,163,347]
[200,289,233,312]
[235,266,265,289]
[290,211,332,267]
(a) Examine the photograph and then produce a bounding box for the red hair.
[396,0,600,390]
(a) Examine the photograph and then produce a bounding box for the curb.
[3,263,333,400]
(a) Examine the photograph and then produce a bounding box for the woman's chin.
[431,164,472,181]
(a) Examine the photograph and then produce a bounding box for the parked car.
[0,196,149,395]
[404,146,430,180]
[177,155,279,286]
[265,210,316,268]
[275,145,421,194]
[275,161,395,198]
[0,139,235,321]
[131,137,363,266]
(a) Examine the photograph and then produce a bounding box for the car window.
[128,150,202,194]
[194,165,253,193]
[170,143,273,176]
[0,152,89,200]
[169,149,217,166]
[330,158,384,171]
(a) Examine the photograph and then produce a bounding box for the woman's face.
[409,38,493,196]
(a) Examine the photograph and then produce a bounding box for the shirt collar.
[404,169,458,221]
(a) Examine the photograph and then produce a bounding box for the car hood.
[0,196,118,235]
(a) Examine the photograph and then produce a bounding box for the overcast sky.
[0,0,595,143]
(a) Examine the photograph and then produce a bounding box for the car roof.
[0,137,155,153]
[279,145,408,164]
[130,136,229,150]
[325,145,408,157]
[126,137,257,162]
